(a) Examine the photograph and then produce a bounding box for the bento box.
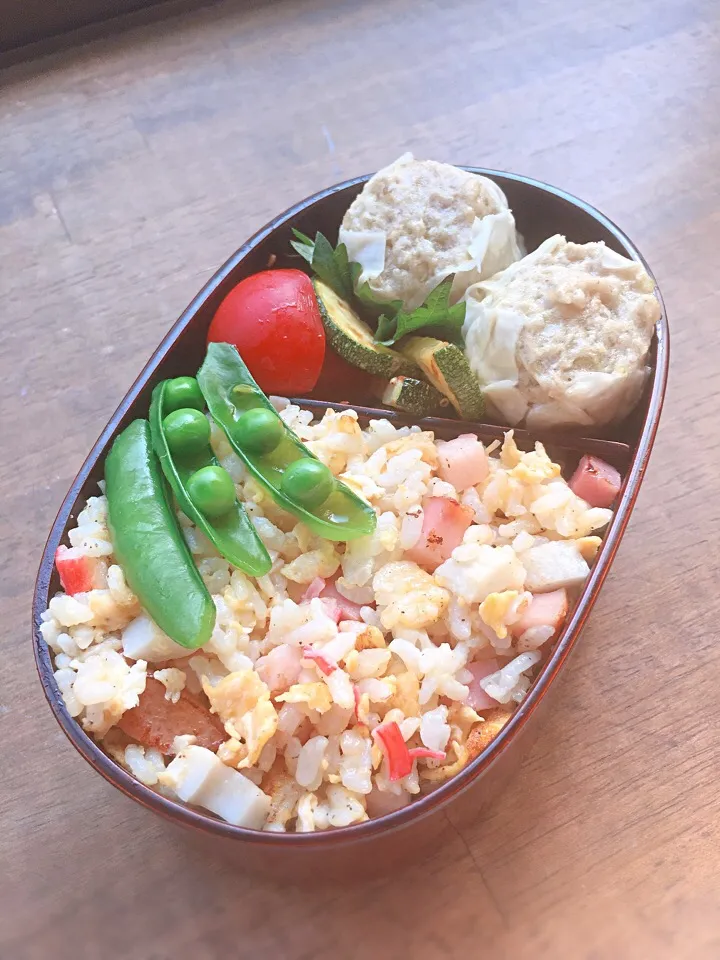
[32,158,668,876]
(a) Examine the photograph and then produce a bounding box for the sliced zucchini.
[313,279,419,379]
[382,376,451,418]
[399,336,485,420]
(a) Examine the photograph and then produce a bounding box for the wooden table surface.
[2,1,719,956]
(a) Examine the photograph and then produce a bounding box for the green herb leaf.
[349,261,403,319]
[291,230,403,319]
[290,230,353,301]
[290,229,314,265]
[374,277,466,346]
[312,233,351,299]
[374,311,397,343]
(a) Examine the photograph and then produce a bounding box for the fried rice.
[40,404,612,831]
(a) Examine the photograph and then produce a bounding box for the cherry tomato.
[207,269,325,395]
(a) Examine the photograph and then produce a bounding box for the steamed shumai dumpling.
[462,235,661,430]
[339,154,522,310]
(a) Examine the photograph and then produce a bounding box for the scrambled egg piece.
[480,468,528,519]
[384,431,438,468]
[276,682,333,714]
[499,431,523,468]
[354,625,387,650]
[217,738,246,768]
[575,535,603,561]
[355,691,372,725]
[88,589,138,632]
[489,435,564,508]
[338,472,383,503]
[282,540,341,584]
[222,572,268,632]
[478,590,529,640]
[388,670,421,718]
[203,670,277,769]
[509,442,561,485]
[262,762,302,831]
[447,703,483,742]
[465,706,515,762]
[373,561,450,630]
[419,740,469,782]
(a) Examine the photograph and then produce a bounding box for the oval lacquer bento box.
[32,170,668,877]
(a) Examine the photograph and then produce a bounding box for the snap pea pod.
[197,343,377,542]
[149,379,271,577]
[105,419,215,649]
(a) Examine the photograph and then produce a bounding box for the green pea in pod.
[105,419,215,649]
[149,377,272,577]
[197,343,377,542]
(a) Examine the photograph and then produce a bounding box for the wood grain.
[0,0,189,57]
[1,0,719,957]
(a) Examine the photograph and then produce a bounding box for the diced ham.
[256,644,304,693]
[319,598,343,623]
[511,589,568,638]
[569,455,622,508]
[302,577,326,601]
[302,576,366,622]
[464,659,502,711]
[405,497,474,572]
[55,546,107,595]
[436,434,489,491]
[319,581,365,622]
[118,677,226,754]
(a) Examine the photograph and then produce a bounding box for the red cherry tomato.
[207,269,325,394]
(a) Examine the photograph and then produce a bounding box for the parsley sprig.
[291,229,466,346]
[375,277,465,347]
